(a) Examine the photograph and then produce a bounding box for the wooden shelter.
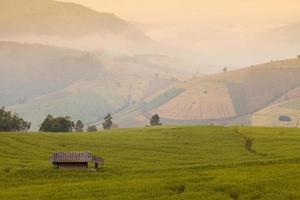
[50,151,104,169]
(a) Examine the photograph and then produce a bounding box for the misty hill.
[0,0,155,54]
[1,41,190,130]
[111,57,300,127]
[3,41,300,129]
[0,41,103,106]
[0,0,149,41]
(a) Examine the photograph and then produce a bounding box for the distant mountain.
[4,41,300,129]
[109,57,300,127]
[0,0,154,54]
[1,41,190,130]
[0,41,103,106]
[0,0,149,41]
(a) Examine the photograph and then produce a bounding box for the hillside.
[9,77,178,130]
[0,0,155,54]
[111,57,300,127]
[1,42,190,130]
[1,126,300,199]
[252,97,300,127]
[0,41,104,106]
[0,0,149,41]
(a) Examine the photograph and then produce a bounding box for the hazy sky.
[61,0,300,68]
[62,0,300,25]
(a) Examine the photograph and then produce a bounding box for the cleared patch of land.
[1,126,300,199]
[252,98,300,127]
[113,58,300,127]
[154,81,236,120]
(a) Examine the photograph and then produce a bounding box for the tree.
[103,114,113,130]
[39,115,73,132]
[71,121,75,132]
[39,114,53,132]
[87,125,97,132]
[75,120,84,132]
[150,114,162,126]
[0,107,31,132]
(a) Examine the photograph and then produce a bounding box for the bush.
[168,184,185,194]
[244,136,255,153]
[3,167,11,173]
[39,115,73,132]
[103,114,113,130]
[75,120,84,132]
[278,115,292,122]
[87,125,97,132]
[150,114,162,126]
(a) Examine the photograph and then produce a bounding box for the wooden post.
[95,162,98,169]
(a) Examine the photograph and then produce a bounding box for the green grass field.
[1,126,300,200]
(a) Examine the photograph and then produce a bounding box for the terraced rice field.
[154,81,236,120]
[1,126,300,199]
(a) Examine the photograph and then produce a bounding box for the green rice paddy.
[0,126,300,200]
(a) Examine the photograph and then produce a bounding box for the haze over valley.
[3,1,300,200]
[1,0,300,130]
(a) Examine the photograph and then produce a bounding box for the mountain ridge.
[0,0,149,40]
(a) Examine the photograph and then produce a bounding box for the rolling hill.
[110,57,300,127]
[1,126,300,199]
[0,41,104,106]
[4,41,300,129]
[252,99,300,127]
[1,41,190,130]
[0,0,149,41]
[0,0,155,54]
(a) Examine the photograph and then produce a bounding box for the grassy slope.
[207,59,300,118]
[1,126,300,199]
[252,98,300,127]
[102,87,185,127]
[10,91,126,130]
[0,41,104,106]
[117,58,300,126]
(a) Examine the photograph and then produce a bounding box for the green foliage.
[1,126,300,200]
[278,115,292,122]
[87,125,97,132]
[244,136,255,153]
[0,107,31,132]
[150,114,162,126]
[11,91,126,131]
[102,114,113,130]
[39,115,73,132]
[75,120,84,132]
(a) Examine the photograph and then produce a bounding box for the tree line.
[0,107,31,132]
[0,107,162,132]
